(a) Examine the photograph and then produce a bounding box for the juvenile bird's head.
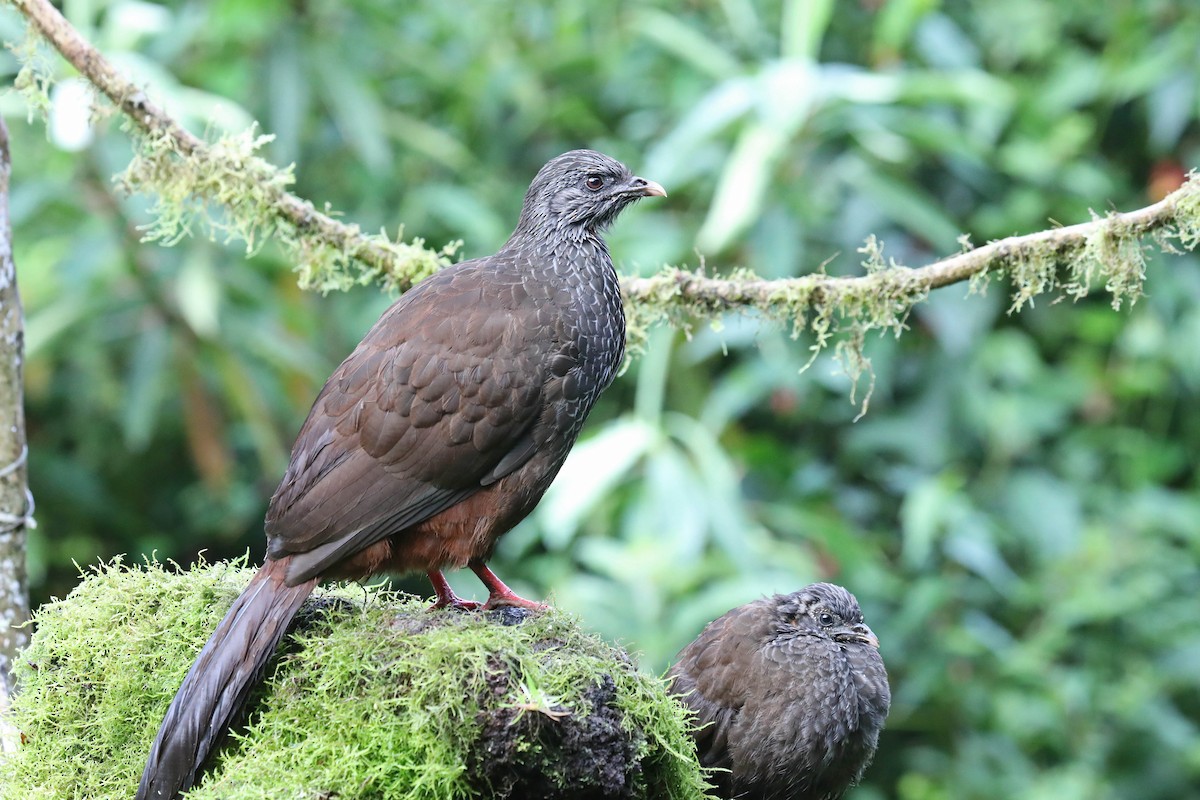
[773,582,881,650]
[515,149,666,238]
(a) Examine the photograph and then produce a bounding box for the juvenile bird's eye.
[585,175,604,191]
[818,612,835,627]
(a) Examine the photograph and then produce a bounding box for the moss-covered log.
[0,560,708,800]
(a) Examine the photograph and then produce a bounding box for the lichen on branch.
[622,173,1200,406]
[9,0,458,295]
[116,124,459,293]
[10,0,1200,402]
[8,26,54,122]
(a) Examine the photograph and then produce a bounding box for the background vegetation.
[2,0,1199,798]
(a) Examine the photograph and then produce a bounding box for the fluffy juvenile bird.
[668,583,890,800]
[137,150,665,800]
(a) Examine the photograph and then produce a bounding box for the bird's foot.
[426,570,482,611]
[429,595,483,612]
[482,588,549,612]
[470,560,549,612]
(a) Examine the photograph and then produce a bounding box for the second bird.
[669,583,890,800]
[137,150,665,800]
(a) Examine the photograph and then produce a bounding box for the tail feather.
[136,558,317,800]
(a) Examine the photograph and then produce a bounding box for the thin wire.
[0,447,35,533]
[0,446,26,480]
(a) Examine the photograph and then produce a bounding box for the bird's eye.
[818,612,835,627]
[585,175,605,191]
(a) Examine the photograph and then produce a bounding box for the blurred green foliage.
[2,0,1199,798]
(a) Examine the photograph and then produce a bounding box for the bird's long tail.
[136,557,318,800]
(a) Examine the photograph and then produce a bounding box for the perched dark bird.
[668,583,890,800]
[137,150,665,800]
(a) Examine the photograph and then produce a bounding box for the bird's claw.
[429,595,483,612]
[426,570,483,611]
[470,561,549,612]
[426,566,549,612]
[482,590,549,612]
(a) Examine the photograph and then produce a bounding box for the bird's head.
[515,149,666,238]
[775,582,880,649]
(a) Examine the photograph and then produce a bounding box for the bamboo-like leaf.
[121,323,169,451]
[175,249,221,338]
[313,47,391,171]
[697,122,789,253]
[179,356,233,489]
[537,418,659,548]
[780,0,833,61]
[632,8,742,80]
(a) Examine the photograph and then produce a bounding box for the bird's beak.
[834,624,880,649]
[625,176,667,198]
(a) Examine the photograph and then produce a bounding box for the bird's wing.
[668,601,773,782]
[264,256,556,578]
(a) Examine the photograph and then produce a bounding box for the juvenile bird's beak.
[625,176,667,198]
[834,624,880,649]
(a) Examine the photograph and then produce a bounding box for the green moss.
[115,126,461,296]
[622,175,1200,411]
[0,559,707,800]
[1165,171,1200,250]
[14,11,1200,412]
[9,25,53,123]
[1004,241,1065,313]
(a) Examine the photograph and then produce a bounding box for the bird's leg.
[469,560,549,611]
[426,570,482,611]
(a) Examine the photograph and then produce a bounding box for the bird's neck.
[502,224,625,396]
[510,211,603,239]
[502,226,613,270]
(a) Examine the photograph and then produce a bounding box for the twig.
[14,0,438,287]
[619,184,1196,308]
[11,0,1200,327]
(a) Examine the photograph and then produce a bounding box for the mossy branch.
[10,0,1200,394]
[621,177,1200,380]
[0,560,708,799]
[10,0,457,293]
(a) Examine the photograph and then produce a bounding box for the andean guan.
[667,583,890,800]
[136,150,665,800]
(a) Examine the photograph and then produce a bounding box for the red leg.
[427,570,481,611]
[469,560,548,611]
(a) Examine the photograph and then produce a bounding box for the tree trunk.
[0,118,32,719]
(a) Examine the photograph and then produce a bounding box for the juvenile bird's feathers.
[668,583,890,800]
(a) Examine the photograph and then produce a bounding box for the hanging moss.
[0,559,708,800]
[10,14,1200,410]
[115,126,461,295]
[10,26,54,123]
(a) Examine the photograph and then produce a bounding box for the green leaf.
[121,324,170,451]
[697,122,789,252]
[313,46,391,171]
[537,418,658,547]
[632,8,742,79]
[846,161,964,251]
[781,0,833,61]
[175,249,221,337]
